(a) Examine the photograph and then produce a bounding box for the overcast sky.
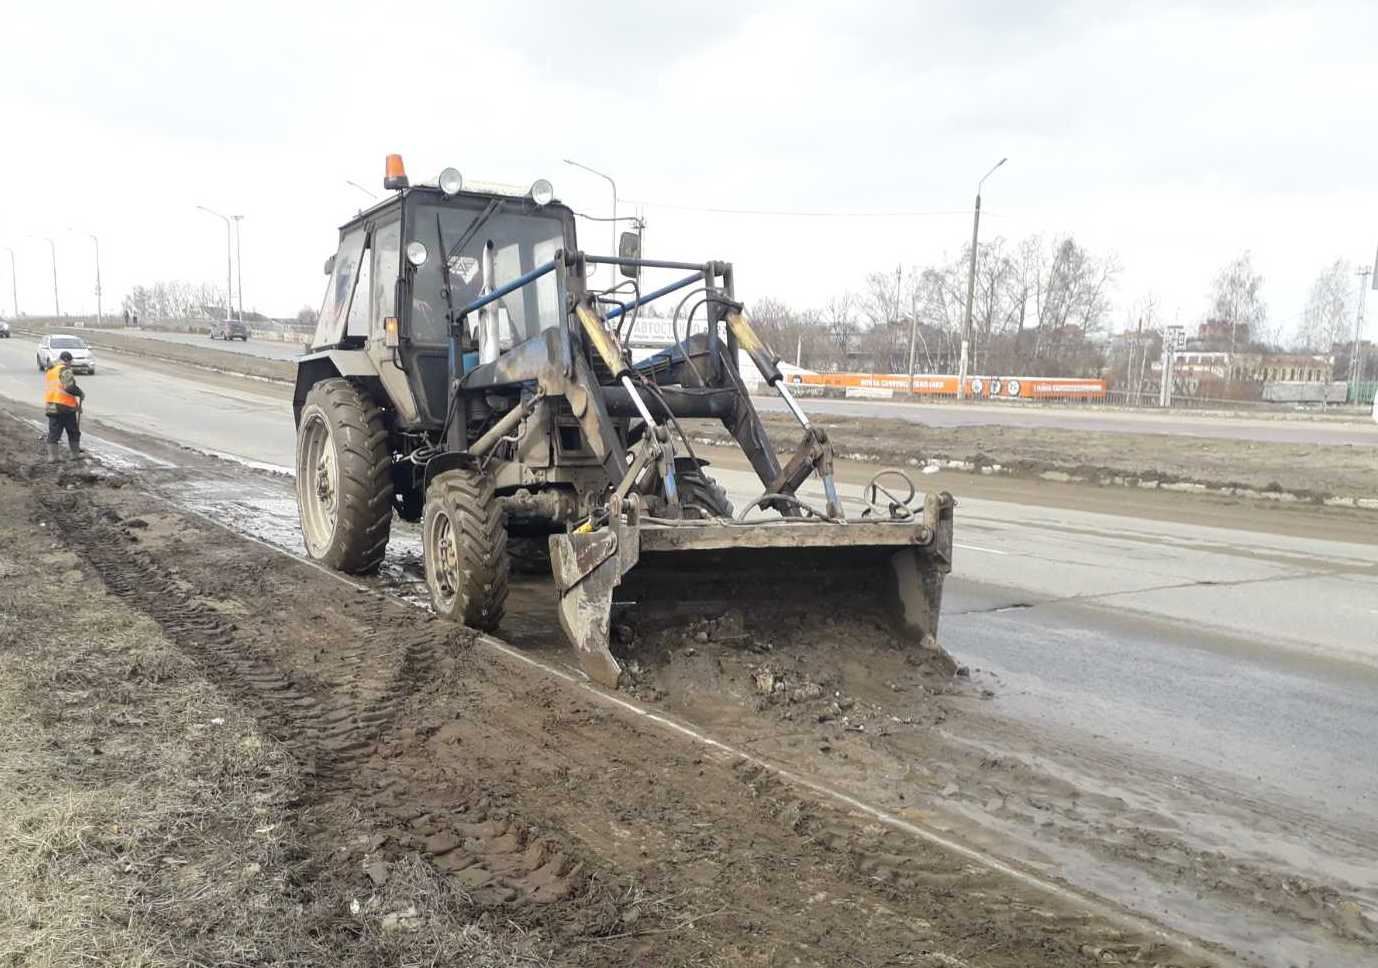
[3,0,1376,340]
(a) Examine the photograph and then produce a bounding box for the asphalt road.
[754,394,1378,446]
[3,333,1375,961]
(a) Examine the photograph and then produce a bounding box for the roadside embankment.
[14,321,295,383]
[688,412,1378,511]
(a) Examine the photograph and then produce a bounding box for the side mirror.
[618,231,641,279]
[323,254,336,276]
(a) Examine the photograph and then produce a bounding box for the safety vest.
[44,365,78,410]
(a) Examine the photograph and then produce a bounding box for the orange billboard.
[786,372,1106,400]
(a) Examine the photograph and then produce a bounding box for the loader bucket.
[549,492,955,687]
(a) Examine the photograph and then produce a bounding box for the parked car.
[0,319,10,338]
[210,318,251,341]
[36,334,96,374]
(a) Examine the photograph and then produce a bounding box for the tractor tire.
[295,378,392,574]
[422,468,509,630]
[678,462,734,519]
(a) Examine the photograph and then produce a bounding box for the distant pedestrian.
[43,351,85,461]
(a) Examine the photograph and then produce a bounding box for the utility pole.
[90,234,102,328]
[562,159,617,289]
[232,215,245,320]
[2,246,16,317]
[196,206,234,321]
[958,157,1006,400]
[1351,267,1372,390]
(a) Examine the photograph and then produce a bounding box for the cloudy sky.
[2,0,1376,340]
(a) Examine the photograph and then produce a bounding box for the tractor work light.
[405,241,428,267]
[529,179,554,206]
[438,167,463,196]
[384,153,409,191]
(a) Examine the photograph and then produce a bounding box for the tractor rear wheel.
[422,468,509,631]
[295,378,393,573]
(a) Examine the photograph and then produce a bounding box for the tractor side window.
[346,240,372,338]
[313,228,366,348]
[371,220,400,335]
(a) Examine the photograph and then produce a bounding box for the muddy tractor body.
[292,158,955,685]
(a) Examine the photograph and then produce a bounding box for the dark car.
[210,319,250,341]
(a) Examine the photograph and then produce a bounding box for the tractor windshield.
[410,202,565,347]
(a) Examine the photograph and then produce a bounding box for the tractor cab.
[310,159,577,431]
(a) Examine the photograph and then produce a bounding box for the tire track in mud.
[31,469,1233,966]
[38,490,595,918]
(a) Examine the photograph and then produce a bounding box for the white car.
[0,318,11,338]
[36,334,97,374]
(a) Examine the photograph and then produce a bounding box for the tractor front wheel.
[677,461,734,519]
[295,378,393,573]
[422,468,509,631]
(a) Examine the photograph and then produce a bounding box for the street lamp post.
[562,158,617,289]
[957,157,1007,400]
[2,247,16,317]
[232,215,245,320]
[42,237,60,317]
[90,234,102,328]
[196,206,234,322]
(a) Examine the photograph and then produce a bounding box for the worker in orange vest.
[43,351,86,461]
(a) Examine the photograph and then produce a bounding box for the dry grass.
[0,478,554,968]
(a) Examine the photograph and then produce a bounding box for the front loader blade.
[549,516,639,687]
[550,493,956,686]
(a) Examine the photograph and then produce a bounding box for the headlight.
[529,179,554,206]
[438,167,463,196]
[405,241,428,267]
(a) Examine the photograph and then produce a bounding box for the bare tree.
[1296,259,1355,352]
[1207,252,1267,351]
[861,267,906,327]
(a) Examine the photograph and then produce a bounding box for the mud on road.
[0,425,1250,965]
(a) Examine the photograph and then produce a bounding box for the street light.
[64,228,103,327]
[562,158,617,288]
[232,215,245,320]
[31,236,60,317]
[957,157,1007,400]
[90,235,102,328]
[1,246,16,317]
[196,205,234,322]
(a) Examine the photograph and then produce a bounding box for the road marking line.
[956,543,1009,555]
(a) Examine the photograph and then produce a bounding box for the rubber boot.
[46,442,63,463]
[69,437,86,460]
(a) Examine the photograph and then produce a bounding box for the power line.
[621,199,979,218]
